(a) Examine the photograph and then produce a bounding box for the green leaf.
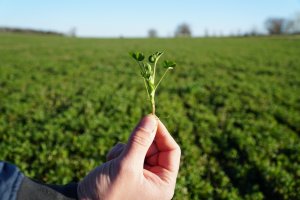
[130,52,145,61]
[141,63,152,79]
[144,63,152,74]
[163,60,176,69]
[148,55,155,63]
[148,51,164,63]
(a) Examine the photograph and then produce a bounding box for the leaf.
[148,55,155,63]
[148,51,164,63]
[130,52,145,61]
[144,63,152,74]
[163,60,176,69]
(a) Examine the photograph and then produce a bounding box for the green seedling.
[130,51,176,115]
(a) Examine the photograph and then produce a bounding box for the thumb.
[123,115,157,166]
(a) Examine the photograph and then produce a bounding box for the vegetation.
[130,51,176,114]
[0,33,299,200]
[175,23,192,37]
[0,27,64,36]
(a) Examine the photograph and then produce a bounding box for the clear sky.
[0,0,299,37]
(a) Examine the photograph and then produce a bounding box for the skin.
[77,115,181,200]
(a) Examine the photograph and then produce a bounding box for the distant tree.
[175,23,192,37]
[0,27,64,36]
[290,12,300,34]
[265,18,288,35]
[148,29,158,38]
[285,20,294,34]
[68,27,77,37]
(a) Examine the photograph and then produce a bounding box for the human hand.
[77,115,181,200]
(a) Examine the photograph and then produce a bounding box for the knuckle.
[131,128,152,147]
[106,150,114,160]
[106,143,126,161]
[116,143,126,149]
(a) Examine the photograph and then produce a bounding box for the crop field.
[0,33,300,199]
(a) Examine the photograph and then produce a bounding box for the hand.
[77,115,181,200]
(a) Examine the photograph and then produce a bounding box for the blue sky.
[0,0,299,37]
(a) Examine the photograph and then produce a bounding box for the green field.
[0,33,300,199]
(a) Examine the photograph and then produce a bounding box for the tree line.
[149,13,300,38]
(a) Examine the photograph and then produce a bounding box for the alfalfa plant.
[130,51,176,115]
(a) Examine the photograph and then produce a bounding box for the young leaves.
[163,60,176,69]
[130,51,176,115]
[148,51,163,63]
[130,52,145,61]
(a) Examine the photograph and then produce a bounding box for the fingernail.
[139,115,157,133]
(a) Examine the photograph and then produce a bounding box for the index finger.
[154,118,181,173]
[155,118,180,152]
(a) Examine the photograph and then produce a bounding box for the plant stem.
[143,79,150,99]
[155,68,170,90]
[150,91,155,115]
[152,99,155,115]
[153,59,158,82]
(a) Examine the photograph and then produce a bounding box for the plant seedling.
[130,51,176,115]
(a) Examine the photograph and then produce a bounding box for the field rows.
[0,34,300,199]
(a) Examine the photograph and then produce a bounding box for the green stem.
[154,68,170,90]
[153,53,163,82]
[150,91,155,115]
[153,59,158,82]
[137,61,146,75]
[144,78,155,114]
[143,79,150,99]
[152,100,155,115]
